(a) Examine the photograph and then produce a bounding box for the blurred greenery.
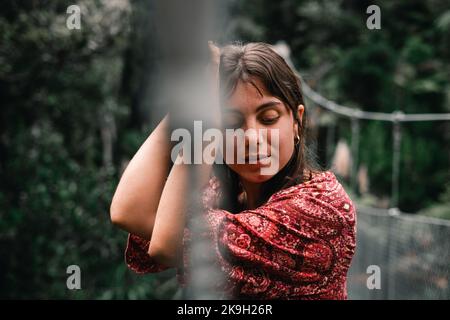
[0,0,448,298]
[0,0,180,299]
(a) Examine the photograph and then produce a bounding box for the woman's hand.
[113,42,221,266]
[146,42,221,266]
[208,41,220,75]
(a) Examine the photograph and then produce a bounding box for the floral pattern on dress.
[124,171,356,299]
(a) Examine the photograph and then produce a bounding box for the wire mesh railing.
[347,205,450,299]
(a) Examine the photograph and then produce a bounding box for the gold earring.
[294,134,300,146]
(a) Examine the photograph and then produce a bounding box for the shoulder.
[269,170,340,200]
[208,172,356,296]
[267,170,356,226]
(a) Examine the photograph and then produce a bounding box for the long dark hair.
[214,42,321,212]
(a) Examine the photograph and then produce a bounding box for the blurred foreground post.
[153,0,224,299]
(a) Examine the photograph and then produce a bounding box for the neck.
[240,179,262,209]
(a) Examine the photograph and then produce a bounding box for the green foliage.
[0,0,179,299]
[1,0,449,299]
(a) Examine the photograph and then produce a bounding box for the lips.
[245,154,270,163]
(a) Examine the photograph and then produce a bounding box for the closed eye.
[260,116,280,124]
[259,109,280,125]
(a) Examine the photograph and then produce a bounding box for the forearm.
[148,156,213,267]
[110,116,171,240]
[144,42,220,264]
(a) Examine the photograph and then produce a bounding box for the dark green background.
[0,0,448,299]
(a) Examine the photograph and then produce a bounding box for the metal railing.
[347,205,450,299]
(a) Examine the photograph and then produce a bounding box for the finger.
[208,41,220,64]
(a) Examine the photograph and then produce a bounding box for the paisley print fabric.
[124,171,356,299]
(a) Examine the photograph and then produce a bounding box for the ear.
[293,104,305,134]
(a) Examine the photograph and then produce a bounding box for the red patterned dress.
[125,171,356,299]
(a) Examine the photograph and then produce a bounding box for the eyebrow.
[255,101,282,113]
[224,101,282,114]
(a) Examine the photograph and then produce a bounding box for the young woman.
[110,42,356,299]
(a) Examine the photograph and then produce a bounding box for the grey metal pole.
[351,115,360,193]
[152,0,225,299]
[391,111,404,209]
[326,115,336,166]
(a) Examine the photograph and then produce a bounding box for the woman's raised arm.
[110,116,171,240]
[146,42,221,267]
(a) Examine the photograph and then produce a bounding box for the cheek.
[222,132,239,164]
[276,127,295,169]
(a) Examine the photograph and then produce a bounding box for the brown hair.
[214,42,321,212]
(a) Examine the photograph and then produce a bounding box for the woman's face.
[221,78,304,184]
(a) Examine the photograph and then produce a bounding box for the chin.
[240,171,275,184]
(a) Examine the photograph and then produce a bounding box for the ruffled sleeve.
[204,171,356,299]
[125,234,169,274]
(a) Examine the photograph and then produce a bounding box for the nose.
[243,119,262,148]
[243,122,273,157]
